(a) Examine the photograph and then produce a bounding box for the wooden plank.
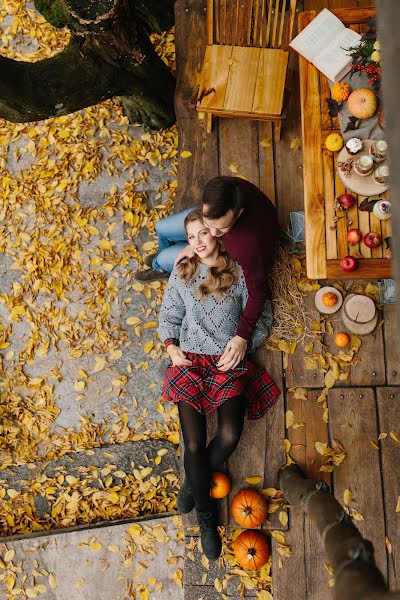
[207,0,214,44]
[334,170,348,259]
[253,49,288,115]
[326,258,392,279]
[175,0,220,211]
[329,387,387,577]
[299,11,327,279]
[274,54,304,229]
[271,507,307,600]
[287,389,333,600]
[264,0,273,47]
[323,148,338,259]
[376,387,400,590]
[286,294,325,389]
[383,304,400,385]
[323,293,386,386]
[198,45,233,111]
[218,118,260,186]
[370,210,384,259]
[357,195,371,258]
[258,121,276,204]
[224,47,261,112]
[346,190,360,260]
[319,73,332,132]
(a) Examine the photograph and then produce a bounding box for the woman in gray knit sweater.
[158,209,280,561]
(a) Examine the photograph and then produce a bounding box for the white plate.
[314,286,343,314]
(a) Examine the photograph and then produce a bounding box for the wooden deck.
[174,1,400,598]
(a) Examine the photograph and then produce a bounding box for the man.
[135,176,279,370]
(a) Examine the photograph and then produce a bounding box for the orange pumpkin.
[331,82,351,103]
[210,472,231,499]
[231,489,268,528]
[322,292,338,307]
[347,88,377,120]
[233,530,270,570]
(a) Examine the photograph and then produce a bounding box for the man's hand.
[167,345,192,367]
[217,336,248,371]
[173,244,195,267]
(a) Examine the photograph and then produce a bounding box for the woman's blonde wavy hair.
[176,208,239,299]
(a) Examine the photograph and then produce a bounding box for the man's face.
[202,207,243,237]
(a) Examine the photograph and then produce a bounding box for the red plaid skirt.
[162,353,280,420]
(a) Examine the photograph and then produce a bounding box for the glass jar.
[354,154,374,176]
[370,140,387,162]
[373,199,391,220]
[373,164,389,185]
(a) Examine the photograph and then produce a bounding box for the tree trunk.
[279,465,400,600]
[0,0,176,129]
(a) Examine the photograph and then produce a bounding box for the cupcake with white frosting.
[345,137,363,155]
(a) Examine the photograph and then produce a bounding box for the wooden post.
[279,465,400,600]
[376,2,400,305]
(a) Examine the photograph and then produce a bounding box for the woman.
[158,209,280,560]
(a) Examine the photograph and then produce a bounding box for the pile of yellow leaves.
[0,0,181,536]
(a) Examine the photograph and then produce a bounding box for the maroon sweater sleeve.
[236,252,271,341]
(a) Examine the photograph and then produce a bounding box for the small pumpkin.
[347,88,377,120]
[233,530,270,570]
[231,489,268,528]
[322,292,338,308]
[210,472,231,499]
[331,81,351,103]
[325,133,343,152]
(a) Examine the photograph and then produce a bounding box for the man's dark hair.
[202,176,244,219]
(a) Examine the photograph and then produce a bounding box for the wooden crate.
[298,7,392,280]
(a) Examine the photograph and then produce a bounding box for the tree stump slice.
[344,294,376,324]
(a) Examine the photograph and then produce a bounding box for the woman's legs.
[207,395,247,472]
[152,207,194,272]
[178,401,211,511]
[178,401,222,560]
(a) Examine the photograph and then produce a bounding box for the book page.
[314,27,361,81]
[289,8,345,63]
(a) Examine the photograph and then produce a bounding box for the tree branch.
[0,1,176,129]
[279,465,400,600]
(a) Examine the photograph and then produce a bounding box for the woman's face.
[186,219,218,258]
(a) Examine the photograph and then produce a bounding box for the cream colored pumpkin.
[347,88,377,120]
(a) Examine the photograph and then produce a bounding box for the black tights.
[178,396,247,511]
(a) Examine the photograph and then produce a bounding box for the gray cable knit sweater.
[158,262,273,354]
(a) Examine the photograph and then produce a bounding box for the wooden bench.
[195,0,297,140]
[298,6,392,280]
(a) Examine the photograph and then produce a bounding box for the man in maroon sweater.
[200,177,279,370]
[135,176,279,371]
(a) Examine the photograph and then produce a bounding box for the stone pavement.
[0,516,185,599]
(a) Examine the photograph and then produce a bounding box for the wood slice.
[336,140,389,196]
[343,294,376,323]
[314,286,343,314]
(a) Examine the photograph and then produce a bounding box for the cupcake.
[346,137,363,155]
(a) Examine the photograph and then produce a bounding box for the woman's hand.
[173,244,195,267]
[217,336,247,371]
[167,344,192,367]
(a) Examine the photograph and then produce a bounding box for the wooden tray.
[336,140,389,196]
[299,7,392,281]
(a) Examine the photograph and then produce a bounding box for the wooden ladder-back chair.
[195,0,297,140]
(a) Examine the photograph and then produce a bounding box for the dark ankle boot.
[177,478,195,514]
[196,505,222,560]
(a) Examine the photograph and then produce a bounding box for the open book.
[290,8,361,82]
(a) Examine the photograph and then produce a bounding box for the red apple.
[340,255,358,272]
[363,232,381,249]
[337,193,356,210]
[346,228,362,245]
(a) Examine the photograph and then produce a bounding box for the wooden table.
[299,7,392,280]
